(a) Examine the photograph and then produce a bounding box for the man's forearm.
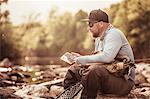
[75,53,112,65]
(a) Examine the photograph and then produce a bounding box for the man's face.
[88,21,100,38]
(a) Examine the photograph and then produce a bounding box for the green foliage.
[0,23,21,61]
[45,9,91,56]
[1,0,149,65]
[11,9,92,58]
[107,0,150,58]
[0,0,21,62]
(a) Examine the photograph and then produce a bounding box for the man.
[63,9,135,99]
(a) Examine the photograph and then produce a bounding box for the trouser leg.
[63,64,81,89]
[81,65,109,99]
[63,64,134,98]
[80,65,134,99]
[103,72,134,96]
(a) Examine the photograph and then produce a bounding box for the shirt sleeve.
[76,32,122,65]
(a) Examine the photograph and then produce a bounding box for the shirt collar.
[100,24,113,40]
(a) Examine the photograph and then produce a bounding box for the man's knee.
[69,64,81,72]
[81,65,109,83]
[88,65,108,75]
[63,65,81,89]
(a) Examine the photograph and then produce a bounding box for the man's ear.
[98,21,103,28]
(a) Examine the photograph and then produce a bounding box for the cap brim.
[80,19,90,22]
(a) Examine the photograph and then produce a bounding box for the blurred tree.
[107,0,150,59]
[5,0,149,65]
[0,0,21,63]
[12,13,45,57]
[46,9,91,56]
[0,0,8,25]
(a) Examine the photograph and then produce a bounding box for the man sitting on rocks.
[63,9,135,99]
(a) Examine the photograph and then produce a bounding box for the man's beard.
[92,32,99,38]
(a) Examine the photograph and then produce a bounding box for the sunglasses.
[88,21,99,27]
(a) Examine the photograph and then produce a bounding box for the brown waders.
[63,64,134,99]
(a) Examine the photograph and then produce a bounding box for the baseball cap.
[81,9,109,23]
